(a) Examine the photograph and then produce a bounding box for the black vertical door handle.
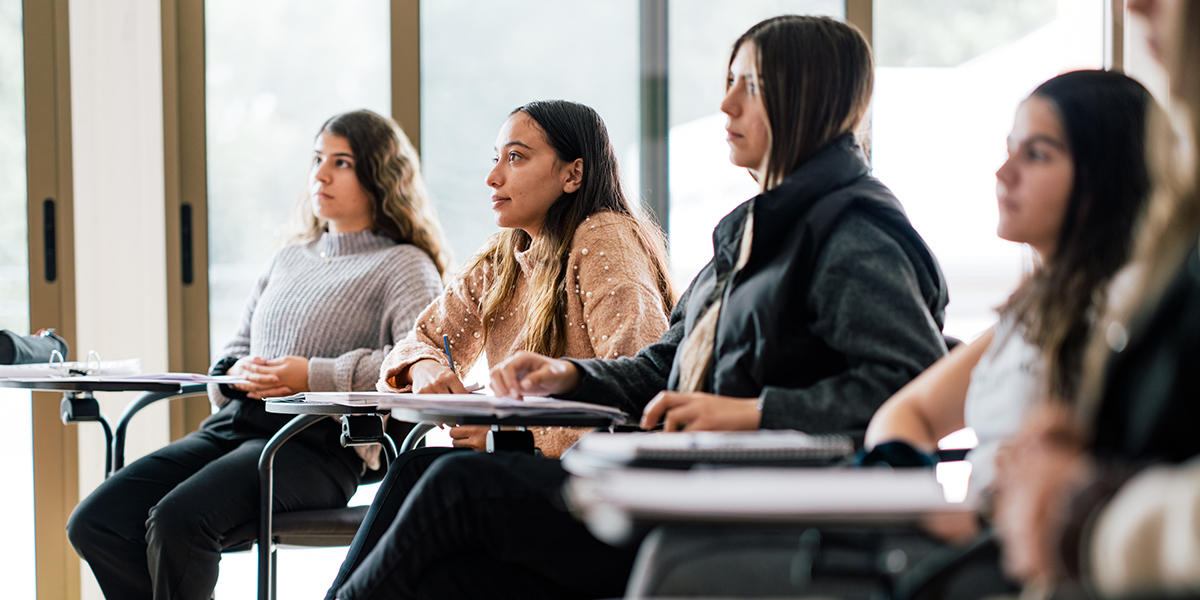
[43,198,56,282]
[180,203,193,285]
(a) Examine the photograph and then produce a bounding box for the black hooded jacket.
[566,135,949,437]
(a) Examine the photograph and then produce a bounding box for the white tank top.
[962,315,1044,490]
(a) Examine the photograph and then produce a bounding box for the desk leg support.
[60,393,115,475]
[400,421,437,453]
[110,383,208,477]
[257,414,325,600]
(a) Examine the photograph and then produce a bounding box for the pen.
[441,334,457,374]
[442,333,484,393]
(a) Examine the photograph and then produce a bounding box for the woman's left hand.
[244,355,310,399]
[448,425,489,450]
[640,391,762,431]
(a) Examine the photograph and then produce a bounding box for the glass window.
[872,0,1104,339]
[205,0,391,354]
[205,1,389,595]
[667,1,844,287]
[0,0,35,596]
[421,0,641,266]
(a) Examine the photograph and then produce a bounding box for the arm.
[309,246,443,392]
[487,281,689,417]
[572,215,671,360]
[1086,458,1200,595]
[207,257,273,408]
[757,212,949,433]
[378,258,489,392]
[864,327,994,452]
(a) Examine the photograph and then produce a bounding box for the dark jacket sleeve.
[561,284,693,419]
[758,210,947,433]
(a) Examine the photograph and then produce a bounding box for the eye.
[336,158,353,168]
[313,155,323,166]
[726,74,734,90]
[492,156,499,164]
[508,151,521,163]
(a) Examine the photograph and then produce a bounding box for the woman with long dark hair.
[865,70,1153,491]
[331,15,949,600]
[376,99,674,457]
[324,99,675,599]
[992,0,1200,593]
[66,109,447,600]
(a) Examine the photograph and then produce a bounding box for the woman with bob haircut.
[325,99,675,600]
[865,69,1153,493]
[330,15,949,600]
[67,109,448,600]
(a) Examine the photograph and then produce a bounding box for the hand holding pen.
[404,335,484,394]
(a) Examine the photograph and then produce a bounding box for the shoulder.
[376,243,443,290]
[381,242,438,270]
[568,211,648,256]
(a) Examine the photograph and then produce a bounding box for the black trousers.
[67,418,360,600]
[330,451,640,600]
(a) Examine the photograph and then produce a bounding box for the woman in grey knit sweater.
[66,110,448,600]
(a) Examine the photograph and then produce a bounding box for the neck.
[328,219,371,235]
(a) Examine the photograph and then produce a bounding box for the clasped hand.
[229,355,309,399]
[488,351,762,432]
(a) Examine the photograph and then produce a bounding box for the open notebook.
[565,430,855,472]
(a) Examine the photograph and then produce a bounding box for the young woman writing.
[325,99,674,600]
[375,99,674,455]
[332,15,949,600]
[66,109,448,600]
[864,70,1153,491]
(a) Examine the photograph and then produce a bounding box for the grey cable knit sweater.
[206,229,443,465]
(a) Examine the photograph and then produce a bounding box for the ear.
[561,158,584,194]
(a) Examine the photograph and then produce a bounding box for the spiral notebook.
[567,430,854,472]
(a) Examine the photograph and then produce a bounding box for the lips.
[491,196,509,210]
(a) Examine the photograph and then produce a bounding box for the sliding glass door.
[0,0,36,596]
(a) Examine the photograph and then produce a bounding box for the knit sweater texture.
[379,211,670,456]
[208,229,444,467]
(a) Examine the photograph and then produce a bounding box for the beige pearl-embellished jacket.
[379,210,671,457]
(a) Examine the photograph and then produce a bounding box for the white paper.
[0,357,141,378]
[287,391,627,422]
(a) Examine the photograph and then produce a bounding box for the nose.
[720,86,738,118]
[313,159,332,184]
[995,155,1016,187]
[486,161,503,189]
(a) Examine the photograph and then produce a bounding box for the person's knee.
[145,499,212,550]
[421,452,506,494]
[66,495,104,554]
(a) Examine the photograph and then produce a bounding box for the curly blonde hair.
[286,109,451,277]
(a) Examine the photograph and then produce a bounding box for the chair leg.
[257,414,326,600]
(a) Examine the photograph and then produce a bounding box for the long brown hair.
[677,16,874,392]
[1079,3,1200,415]
[999,71,1152,401]
[464,100,675,358]
[731,15,874,191]
[286,109,451,277]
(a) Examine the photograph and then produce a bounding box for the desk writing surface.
[568,467,975,521]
